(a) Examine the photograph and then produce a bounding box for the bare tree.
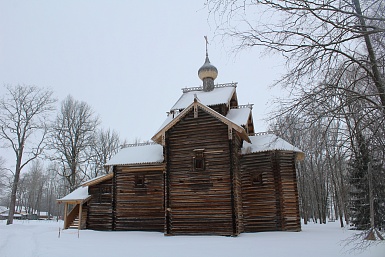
[0,156,8,196]
[0,85,56,225]
[8,160,67,219]
[270,68,385,244]
[208,1,385,236]
[87,128,120,178]
[271,116,346,225]
[207,0,385,111]
[42,163,62,218]
[49,95,100,192]
[23,160,46,215]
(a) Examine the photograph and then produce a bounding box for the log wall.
[114,166,164,231]
[241,152,280,232]
[80,204,88,229]
[209,103,228,116]
[275,152,301,231]
[165,107,236,235]
[231,132,243,234]
[87,178,114,230]
[240,151,301,232]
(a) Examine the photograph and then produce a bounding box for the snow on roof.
[81,173,113,187]
[32,211,49,216]
[155,111,182,135]
[0,206,28,214]
[170,85,236,111]
[1,212,22,217]
[57,186,90,202]
[81,174,108,186]
[0,206,7,213]
[242,133,303,155]
[106,143,163,166]
[226,108,251,127]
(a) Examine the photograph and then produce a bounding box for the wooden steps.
[68,218,79,229]
[65,204,88,230]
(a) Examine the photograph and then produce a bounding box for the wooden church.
[58,48,304,236]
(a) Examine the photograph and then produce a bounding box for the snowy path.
[0,221,42,257]
[0,220,384,257]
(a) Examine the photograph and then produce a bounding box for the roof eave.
[152,103,195,144]
[82,173,114,187]
[238,130,251,143]
[107,162,165,168]
[242,149,305,161]
[296,152,305,161]
[56,195,92,205]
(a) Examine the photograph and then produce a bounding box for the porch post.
[63,203,68,229]
[78,202,83,230]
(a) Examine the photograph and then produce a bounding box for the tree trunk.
[353,0,385,111]
[368,162,375,228]
[7,165,21,225]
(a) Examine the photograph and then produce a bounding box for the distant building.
[0,206,52,220]
[58,51,303,236]
[0,208,24,220]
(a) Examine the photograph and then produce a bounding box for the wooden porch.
[57,186,91,230]
[61,200,89,229]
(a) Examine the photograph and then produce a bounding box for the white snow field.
[0,220,384,257]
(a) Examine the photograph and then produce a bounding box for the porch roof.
[57,186,90,204]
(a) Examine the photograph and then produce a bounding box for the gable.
[152,99,250,145]
[168,106,230,140]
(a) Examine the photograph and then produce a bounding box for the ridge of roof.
[170,84,237,111]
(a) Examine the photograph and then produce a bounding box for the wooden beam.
[120,166,165,172]
[57,197,91,205]
[82,173,113,187]
[63,203,68,229]
[78,203,83,230]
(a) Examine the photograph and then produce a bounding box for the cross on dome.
[198,36,218,92]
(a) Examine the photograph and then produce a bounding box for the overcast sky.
[0,1,285,145]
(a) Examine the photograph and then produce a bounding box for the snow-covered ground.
[0,220,384,257]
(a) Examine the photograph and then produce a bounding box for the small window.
[100,186,111,194]
[97,185,110,203]
[135,174,145,188]
[193,149,205,171]
[252,172,263,185]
